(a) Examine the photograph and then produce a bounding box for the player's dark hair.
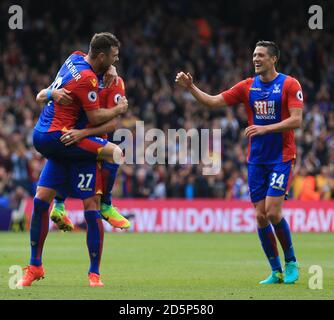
[255,40,280,63]
[89,32,121,58]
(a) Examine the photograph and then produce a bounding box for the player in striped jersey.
[176,41,303,284]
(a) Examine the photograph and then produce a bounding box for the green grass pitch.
[0,232,333,300]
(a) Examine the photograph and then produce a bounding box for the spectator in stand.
[0,0,333,201]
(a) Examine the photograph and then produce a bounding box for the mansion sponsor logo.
[254,101,276,120]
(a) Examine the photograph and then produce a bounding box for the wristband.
[47,89,53,101]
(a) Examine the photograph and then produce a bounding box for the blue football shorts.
[247,160,294,203]
[33,129,108,162]
[37,158,103,200]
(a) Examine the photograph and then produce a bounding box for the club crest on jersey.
[88,91,97,102]
[254,100,276,120]
[114,93,122,104]
[90,78,97,87]
[296,90,303,101]
[273,84,281,94]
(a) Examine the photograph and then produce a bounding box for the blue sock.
[54,196,65,209]
[54,196,65,204]
[273,218,296,263]
[84,210,104,274]
[30,198,50,266]
[101,161,119,206]
[257,225,282,273]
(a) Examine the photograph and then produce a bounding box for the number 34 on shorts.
[248,160,294,203]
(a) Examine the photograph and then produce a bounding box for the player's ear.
[97,51,105,62]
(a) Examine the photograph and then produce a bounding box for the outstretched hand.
[175,71,193,89]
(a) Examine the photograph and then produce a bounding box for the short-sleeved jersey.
[35,51,99,133]
[99,76,125,109]
[75,76,126,139]
[221,73,303,164]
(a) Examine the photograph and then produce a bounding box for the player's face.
[253,46,276,75]
[99,47,119,73]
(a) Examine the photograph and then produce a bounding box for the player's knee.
[265,204,282,224]
[83,196,101,211]
[112,145,124,164]
[100,143,124,164]
[35,187,56,203]
[267,213,282,225]
[256,213,268,228]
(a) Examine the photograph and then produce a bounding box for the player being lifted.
[17,33,129,287]
[176,41,303,284]
[37,75,128,232]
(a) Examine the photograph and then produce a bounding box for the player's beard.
[100,63,110,75]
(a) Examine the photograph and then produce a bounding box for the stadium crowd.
[0,0,333,211]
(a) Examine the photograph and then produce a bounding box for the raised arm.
[175,72,227,108]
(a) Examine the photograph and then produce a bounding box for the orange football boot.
[17,265,45,287]
[88,273,104,287]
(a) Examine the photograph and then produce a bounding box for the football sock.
[273,218,296,263]
[84,210,104,274]
[257,225,282,273]
[101,161,119,206]
[54,196,65,210]
[30,198,50,266]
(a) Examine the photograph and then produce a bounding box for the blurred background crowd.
[0,0,334,212]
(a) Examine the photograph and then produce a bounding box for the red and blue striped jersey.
[35,51,100,132]
[221,73,304,164]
